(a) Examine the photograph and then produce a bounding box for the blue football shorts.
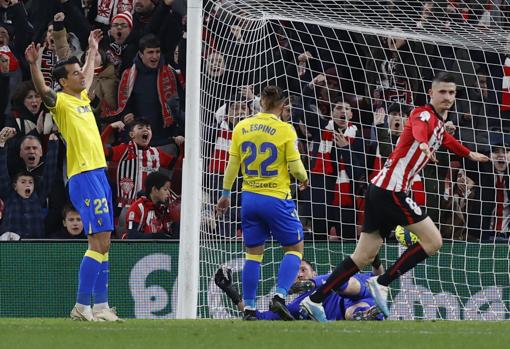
[241,191,304,247]
[68,168,114,235]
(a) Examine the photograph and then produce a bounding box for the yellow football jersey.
[229,112,301,199]
[47,90,106,178]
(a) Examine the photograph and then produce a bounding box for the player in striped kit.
[300,72,489,321]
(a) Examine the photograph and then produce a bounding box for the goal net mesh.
[197,0,510,320]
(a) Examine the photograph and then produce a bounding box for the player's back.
[230,112,300,199]
[48,90,107,178]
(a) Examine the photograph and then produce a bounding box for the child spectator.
[125,171,178,239]
[49,204,84,239]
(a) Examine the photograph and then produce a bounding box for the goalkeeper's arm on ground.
[214,267,243,310]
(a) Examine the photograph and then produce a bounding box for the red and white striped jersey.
[371,104,470,192]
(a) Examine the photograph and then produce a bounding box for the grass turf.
[0,319,508,349]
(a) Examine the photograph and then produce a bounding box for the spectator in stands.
[1,0,31,118]
[49,204,84,239]
[302,68,341,118]
[373,102,410,159]
[0,127,58,238]
[480,133,510,241]
[300,98,365,239]
[107,34,184,149]
[125,171,178,239]
[452,66,490,154]
[440,169,479,241]
[51,12,84,61]
[101,117,183,233]
[132,0,183,62]
[39,21,61,89]
[79,48,118,115]
[5,81,54,151]
[105,10,137,75]
[285,50,318,96]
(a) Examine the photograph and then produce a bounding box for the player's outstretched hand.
[214,267,233,291]
[419,142,438,163]
[88,29,103,51]
[468,151,489,163]
[216,196,230,216]
[25,42,42,65]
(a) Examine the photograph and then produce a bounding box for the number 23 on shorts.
[94,198,109,214]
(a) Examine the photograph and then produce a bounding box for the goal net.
[194,0,510,320]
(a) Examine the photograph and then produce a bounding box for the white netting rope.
[197,0,510,320]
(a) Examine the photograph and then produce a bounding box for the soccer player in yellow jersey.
[25,30,120,321]
[216,86,309,320]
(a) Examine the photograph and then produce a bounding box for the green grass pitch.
[1,319,508,349]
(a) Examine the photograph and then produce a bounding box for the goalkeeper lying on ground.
[214,258,385,321]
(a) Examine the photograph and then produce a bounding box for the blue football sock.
[275,251,302,298]
[93,253,109,305]
[77,250,104,306]
[242,254,262,309]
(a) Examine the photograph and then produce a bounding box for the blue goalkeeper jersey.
[255,272,380,321]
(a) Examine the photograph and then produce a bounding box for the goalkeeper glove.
[214,266,242,305]
[289,280,316,295]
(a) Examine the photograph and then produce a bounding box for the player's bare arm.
[467,151,489,163]
[83,29,103,92]
[25,42,57,108]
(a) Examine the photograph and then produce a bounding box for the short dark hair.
[145,171,171,194]
[13,170,36,184]
[432,71,456,84]
[62,204,79,219]
[261,85,285,110]
[139,33,160,53]
[129,117,152,131]
[52,56,81,83]
[387,102,410,116]
[301,259,315,272]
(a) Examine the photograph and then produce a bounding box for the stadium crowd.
[0,0,509,242]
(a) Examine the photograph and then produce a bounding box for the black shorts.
[362,184,428,238]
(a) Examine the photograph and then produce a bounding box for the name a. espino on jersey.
[242,124,277,135]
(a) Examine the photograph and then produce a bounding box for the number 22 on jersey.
[241,141,279,177]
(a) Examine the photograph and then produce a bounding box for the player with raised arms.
[25,30,120,321]
[300,72,489,321]
[216,85,308,320]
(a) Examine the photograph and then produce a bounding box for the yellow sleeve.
[285,126,301,162]
[229,124,240,157]
[288,159,308,182]
[222,154,241,191]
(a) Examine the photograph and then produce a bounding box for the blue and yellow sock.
[242,253,263,309]
[275,251,302,298]
[93,252,109,306]
[77,250,104,306]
